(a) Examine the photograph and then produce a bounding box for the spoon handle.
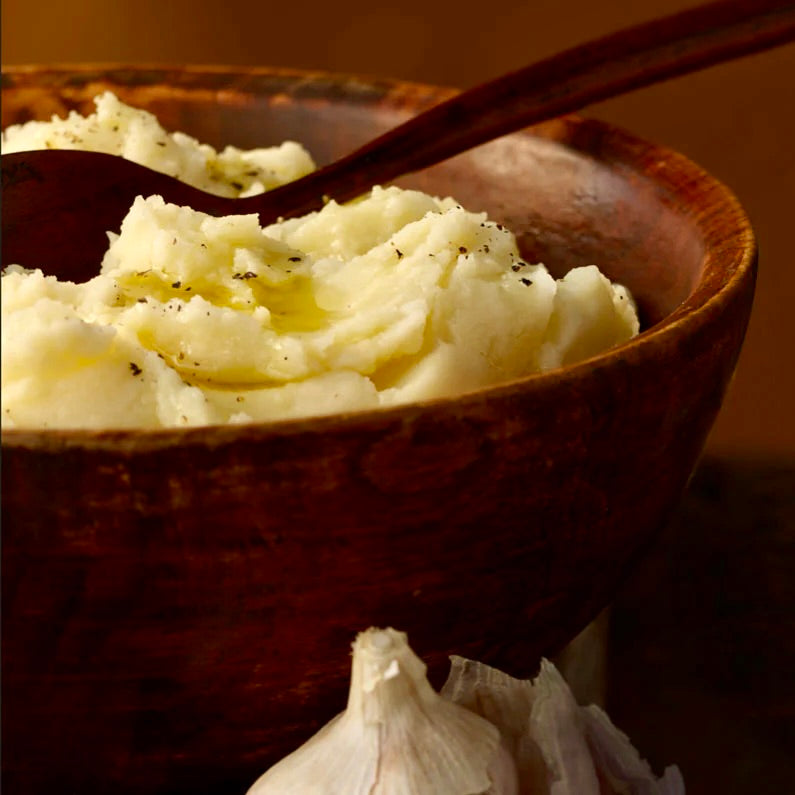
[248,0,795,222]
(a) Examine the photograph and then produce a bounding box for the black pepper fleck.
[520,278,533,286]
[172,280,182,288]
[129,362,143,376]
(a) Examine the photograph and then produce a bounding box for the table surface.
[605,455,795,794]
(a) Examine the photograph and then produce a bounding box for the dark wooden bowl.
[1,65,756,794]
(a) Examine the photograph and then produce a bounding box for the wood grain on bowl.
[1,65,756,795]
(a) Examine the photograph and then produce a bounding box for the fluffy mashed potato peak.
[1,91,315,197]
[1,94,639,429]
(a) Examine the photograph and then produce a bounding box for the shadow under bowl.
[1,64,756,794]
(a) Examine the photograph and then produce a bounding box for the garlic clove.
[442,656,684,795]
[441,655,552,794]
[247,628,519,795]
[579,705,686,795]
[528,659,602,794]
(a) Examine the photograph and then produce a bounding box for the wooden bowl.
[1,65,756,794]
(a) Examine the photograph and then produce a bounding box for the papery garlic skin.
[441,655,550,794]
[529,660,602,794]
[442,656,685,795]
[579,705,686,795]
[247,628,519,795]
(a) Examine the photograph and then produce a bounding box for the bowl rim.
[0,63,758,450]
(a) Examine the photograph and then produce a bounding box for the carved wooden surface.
[1,66,756,793]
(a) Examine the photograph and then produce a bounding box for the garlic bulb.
[247,627,519,794]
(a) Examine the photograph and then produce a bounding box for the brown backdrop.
[3,0,794,456]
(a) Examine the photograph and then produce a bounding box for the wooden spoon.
[3,0,794,278]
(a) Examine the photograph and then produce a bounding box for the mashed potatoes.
[1,94,639,429]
